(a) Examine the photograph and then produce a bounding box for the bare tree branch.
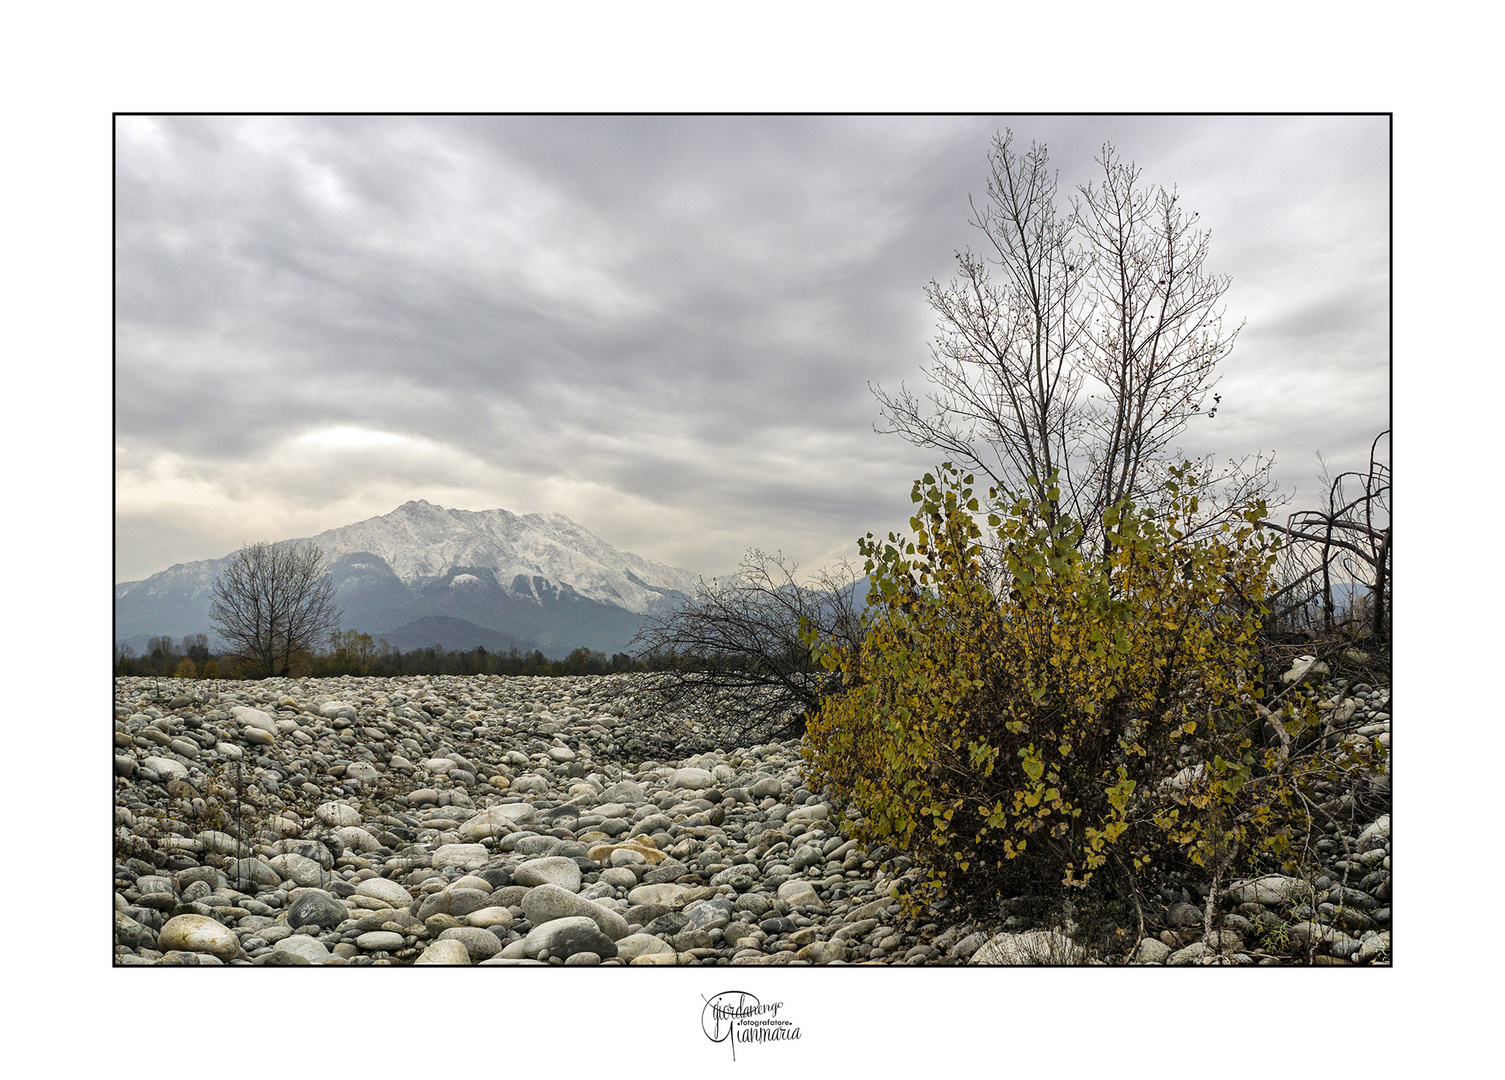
[873,130,1277,555]
[1255,431,1390,641]
[629,550,866,747]
[209,540,342,677]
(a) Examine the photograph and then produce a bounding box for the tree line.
[113,631,635,680]
[112,629,810,681]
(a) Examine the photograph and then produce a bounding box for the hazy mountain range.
[114,500,704,659]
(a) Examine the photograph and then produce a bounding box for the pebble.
[521,915,618,960]
[355,930,405,951]
[157,914,241,960]
[113,669,1391,966]
[414,939,471,965]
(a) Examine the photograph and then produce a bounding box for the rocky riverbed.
[113,670,1391,966]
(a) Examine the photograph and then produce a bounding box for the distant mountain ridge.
[114,501,702,658]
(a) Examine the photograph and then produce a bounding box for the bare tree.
[209,540,342,677]
[1257,430,1390,642]
[873,130,1276,554]
[630,550,866,747]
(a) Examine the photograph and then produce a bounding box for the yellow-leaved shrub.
[801,462,1332,917]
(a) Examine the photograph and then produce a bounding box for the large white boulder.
[431,843,490,872]
[229,705,279,734]
[141,756,189,782]
[158,914,242,960]
[314,801,361,827]
[458,803,536,840]
[1223,874,1309,906]
[670,767,715,790]
[521,883,630,940]
[1281,656,1330,687]
[352,877,413,908]
[971,930,1084,965]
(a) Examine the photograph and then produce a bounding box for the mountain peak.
[115,501,704,658]
[307,501,697,614]
[394,498,439,514]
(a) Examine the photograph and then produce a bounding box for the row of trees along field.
[113,631,665,681]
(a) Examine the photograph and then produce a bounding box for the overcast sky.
[114,114,1389,584]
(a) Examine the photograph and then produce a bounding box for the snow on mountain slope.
[116,501,702,616]
[305,500,699,614]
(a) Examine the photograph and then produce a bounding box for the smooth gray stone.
[269,852,327,888]
[285,890,347,931]
[157,914,243,960]
[683,897,734,931]
[789,845,824,871]
[613,932,675,961]
[356,931,406,951]
[511,856,582,892]
[747,776,783,799]
[710,866,758,891]
[640,860,692,885]
[732,892,772,919]
[1167,941,1210,966]
[512,834,568,856]
[114,912,158,949]
[670,767,715,790]
[1356,932,1391,963]
[175,866,224,890]
[438,926,505,962]
[643,911,691,938]
[521,916,618,960]
[797,940,847,964]
[279,840,335,870]
[414,939,472,965]
[521,883,631,941]
[1166,902,1204,927]
[540,805,579,828]
[1223,874,1307,907]
[352,877,413,908]
[414,887,495,921]
[273,934,332,961]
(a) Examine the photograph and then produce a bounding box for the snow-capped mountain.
[309,500,700,613]
[114,501,702,658]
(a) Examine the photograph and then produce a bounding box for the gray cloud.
[115,114,1389,583]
